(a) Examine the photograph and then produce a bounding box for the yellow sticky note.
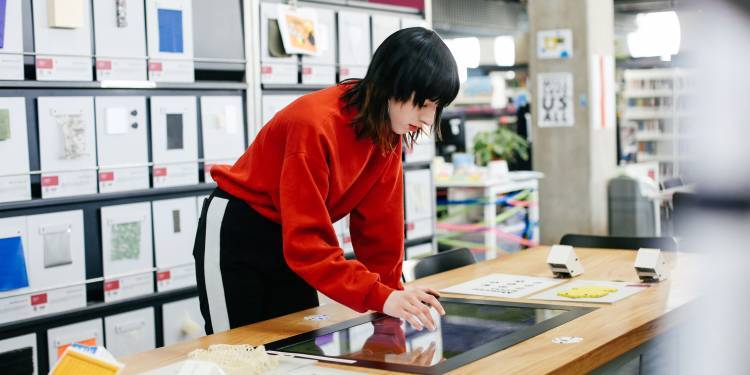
[557,285,618,299]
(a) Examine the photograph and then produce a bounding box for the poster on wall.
[537,29,573,59]
[538,72,574,127]
[590,54,616,130]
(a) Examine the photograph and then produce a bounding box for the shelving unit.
[0,0,248,372]
[0,1,434,372]
[619,68,694,181]
[434,173,541,261]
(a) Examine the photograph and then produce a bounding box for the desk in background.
[435,171,543,259]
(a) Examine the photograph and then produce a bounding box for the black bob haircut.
[341,27,460,152]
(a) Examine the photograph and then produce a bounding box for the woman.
[193,27,460,335]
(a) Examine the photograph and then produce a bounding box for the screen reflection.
[280,301,566,367]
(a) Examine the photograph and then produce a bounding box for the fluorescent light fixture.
[627,11,681,58]
[494,36,515,66]
[445,37,480,84]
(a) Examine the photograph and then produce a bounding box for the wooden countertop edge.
[550,303,688,374]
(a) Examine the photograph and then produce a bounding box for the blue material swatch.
[158,8,184,53]
[0,0,7,49]
[0,236,30,292]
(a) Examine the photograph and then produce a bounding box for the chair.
[413,248,477,280]
[559,234,678,251]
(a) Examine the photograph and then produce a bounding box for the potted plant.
[472,126,529,167]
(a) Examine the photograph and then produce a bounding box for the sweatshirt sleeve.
[279,152,396,313]
[349,149,405,293]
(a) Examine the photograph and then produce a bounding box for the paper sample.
[0,0,6,49]
[162,297,204,346]
[105,108,129,135]
[0,108,9,140]
[157,8,183,53]
[110,221,142,261]
[278,8,319,55]
[211,105,240,135]
[0,236,29,292]
[0,347,33,374]
[441,274,564,299]
[529,280,648,304]
[0,334,36,375]
[56,337,96,358]
[268,19,290,57]
[48,0,85,29]
[337,12,370,66]
[55,113,88,159]
[171,210,181,233]
[42,225,73,268]
[26,210,87,296]
[405,169,432,220]
[116,0,127,28]
[166,113,183,150]
[105,307,156,357]
[225,106,239,134]
[371,15,399,52]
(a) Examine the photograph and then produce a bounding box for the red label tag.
[96,60,112,70]
[407,223,415,231]
[153,167,167,177]
[104,280,120,292]
[149,62,163,72]
[99,171,115,181]
[340,67,350,76]
[36,58,54,69]
[30,293,48,306]
[302,67,312,75]
[41,176,59,187]
[261,66,273,74]
[157,271,171,281]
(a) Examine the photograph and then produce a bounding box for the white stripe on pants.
[204,196,231,333]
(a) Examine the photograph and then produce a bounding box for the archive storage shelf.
[0,85,242,373]
[619,68,694,181]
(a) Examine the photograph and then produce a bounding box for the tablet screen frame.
[265,298,596,374]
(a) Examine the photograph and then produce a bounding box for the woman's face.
[388,96,437,136]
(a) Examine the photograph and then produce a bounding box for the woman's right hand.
[382,286,445,331]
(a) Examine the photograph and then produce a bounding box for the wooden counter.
[121,247,697,374]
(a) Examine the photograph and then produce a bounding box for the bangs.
[389,30,460,108]
[341,27,461,152]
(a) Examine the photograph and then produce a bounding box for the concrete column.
[529,0,617,244]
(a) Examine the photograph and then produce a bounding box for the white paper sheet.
[105,107,129,135]
[441,273,564,299]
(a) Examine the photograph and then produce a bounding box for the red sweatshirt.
[211,84,405,313]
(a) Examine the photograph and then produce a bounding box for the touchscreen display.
[278,301,567,367]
